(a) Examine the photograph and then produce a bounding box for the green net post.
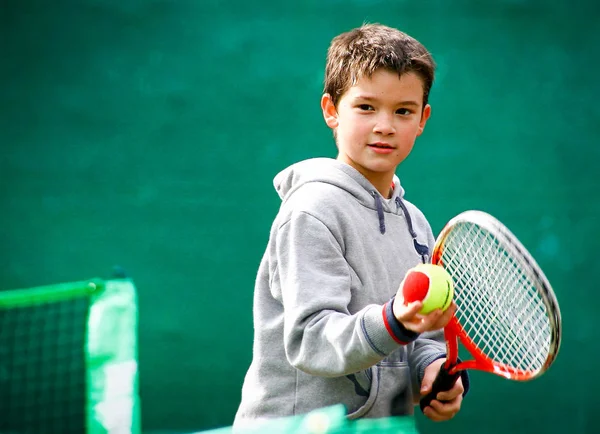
[86,278,141,434]
[0,278,140,433]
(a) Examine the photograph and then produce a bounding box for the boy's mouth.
[368,142,394,149]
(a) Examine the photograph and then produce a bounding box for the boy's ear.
[321,93,338,129]
[417,104,431,136]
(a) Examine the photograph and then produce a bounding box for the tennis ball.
[401,263,454,314]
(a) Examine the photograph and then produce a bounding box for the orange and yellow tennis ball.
[401,264,454,314]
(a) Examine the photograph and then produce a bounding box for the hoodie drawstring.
[372,192,386,234]
[371,193,430,263]
[395,197,430,263]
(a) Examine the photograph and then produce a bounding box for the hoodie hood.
[274,158,405,210]
[273,158,408,235]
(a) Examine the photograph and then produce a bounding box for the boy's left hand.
[420,358,464,422]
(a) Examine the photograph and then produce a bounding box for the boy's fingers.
[437,388,463,402]
[420,309,444,330]
[404,301,423,317]
[402,309,443,333]
[436,378,464,401]
[426,302,456,330]
[393,299,422,321]
[423,405,452,422]
[394,299,456,334]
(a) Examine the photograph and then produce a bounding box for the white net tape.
[441,222,552,373]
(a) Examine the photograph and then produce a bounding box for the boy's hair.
[324,23,436,108]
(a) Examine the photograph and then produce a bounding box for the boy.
[234,23,469,426]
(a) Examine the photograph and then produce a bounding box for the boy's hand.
[420,358,464,421]
[392,294,456,334]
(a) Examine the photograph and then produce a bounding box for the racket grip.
[419,364,461,413]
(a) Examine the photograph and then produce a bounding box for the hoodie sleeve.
[274,210,417,377]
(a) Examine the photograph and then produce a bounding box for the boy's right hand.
[392,294,456,334]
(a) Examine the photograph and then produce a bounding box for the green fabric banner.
[199,405,419,434]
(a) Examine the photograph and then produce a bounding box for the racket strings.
[455,239,548,371]
[452,234,549,371]
[441,224,551,373]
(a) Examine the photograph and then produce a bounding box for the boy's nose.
[373,115,396,135]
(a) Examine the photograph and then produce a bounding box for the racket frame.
[432,210,562,381]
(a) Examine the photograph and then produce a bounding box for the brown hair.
[324,23,435,108]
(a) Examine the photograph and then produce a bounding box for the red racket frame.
[419,211,562,413]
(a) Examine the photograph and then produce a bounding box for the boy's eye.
[357,104,374,111]
[396,108,412,115]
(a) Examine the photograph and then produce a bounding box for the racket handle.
[419,364,461,413]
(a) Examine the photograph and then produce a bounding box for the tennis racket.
[419,210,562,412]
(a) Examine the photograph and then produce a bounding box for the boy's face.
[321,69,430,190]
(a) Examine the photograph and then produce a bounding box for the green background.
[1,0,598,433]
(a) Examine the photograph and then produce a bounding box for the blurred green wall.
[1,0,598,433]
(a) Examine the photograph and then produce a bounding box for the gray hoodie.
[234,158,451,425]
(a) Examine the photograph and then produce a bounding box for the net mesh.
[0,295,89,434]
[440,222,552,374]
